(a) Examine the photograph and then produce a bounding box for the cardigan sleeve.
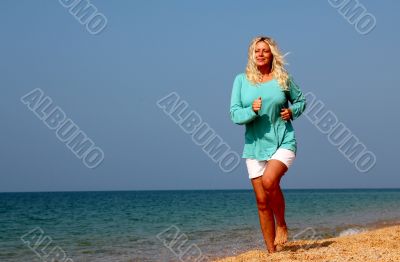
[230,74,257,125]
[286,75,307,121]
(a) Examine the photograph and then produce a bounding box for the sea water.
[0,189,399,261]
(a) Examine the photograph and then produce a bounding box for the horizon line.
[1,187,400,193]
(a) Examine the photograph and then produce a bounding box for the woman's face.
[254,41,273,67]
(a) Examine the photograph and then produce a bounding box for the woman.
[229,36,307,253]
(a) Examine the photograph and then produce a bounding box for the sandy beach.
[213,224,400,262]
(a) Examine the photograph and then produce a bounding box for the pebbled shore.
[213,224,400,262]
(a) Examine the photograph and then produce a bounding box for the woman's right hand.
[252,97,262,114]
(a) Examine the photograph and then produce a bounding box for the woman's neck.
[257,65,272,76]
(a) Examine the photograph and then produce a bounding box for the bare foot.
[275,244,283,252]
[274,225,288,245]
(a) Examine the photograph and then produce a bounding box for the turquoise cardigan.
[229,73,307,160]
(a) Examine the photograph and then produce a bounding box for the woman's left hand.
[280,108,292,121]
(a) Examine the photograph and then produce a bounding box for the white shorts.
[245,148,296,179]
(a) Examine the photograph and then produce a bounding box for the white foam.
[338,228,366,237]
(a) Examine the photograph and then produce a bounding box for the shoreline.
[213,223,400,262]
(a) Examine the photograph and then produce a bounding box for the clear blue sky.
[1,0,399,192]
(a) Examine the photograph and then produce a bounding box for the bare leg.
[261,159,288,246]
[250,176,276,253]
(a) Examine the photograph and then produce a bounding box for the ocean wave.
[338,227,366,236]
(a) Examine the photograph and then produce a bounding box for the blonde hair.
[245,36,290,90]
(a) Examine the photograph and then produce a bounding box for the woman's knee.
[262,176,279,193]
[255,197,272,212]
